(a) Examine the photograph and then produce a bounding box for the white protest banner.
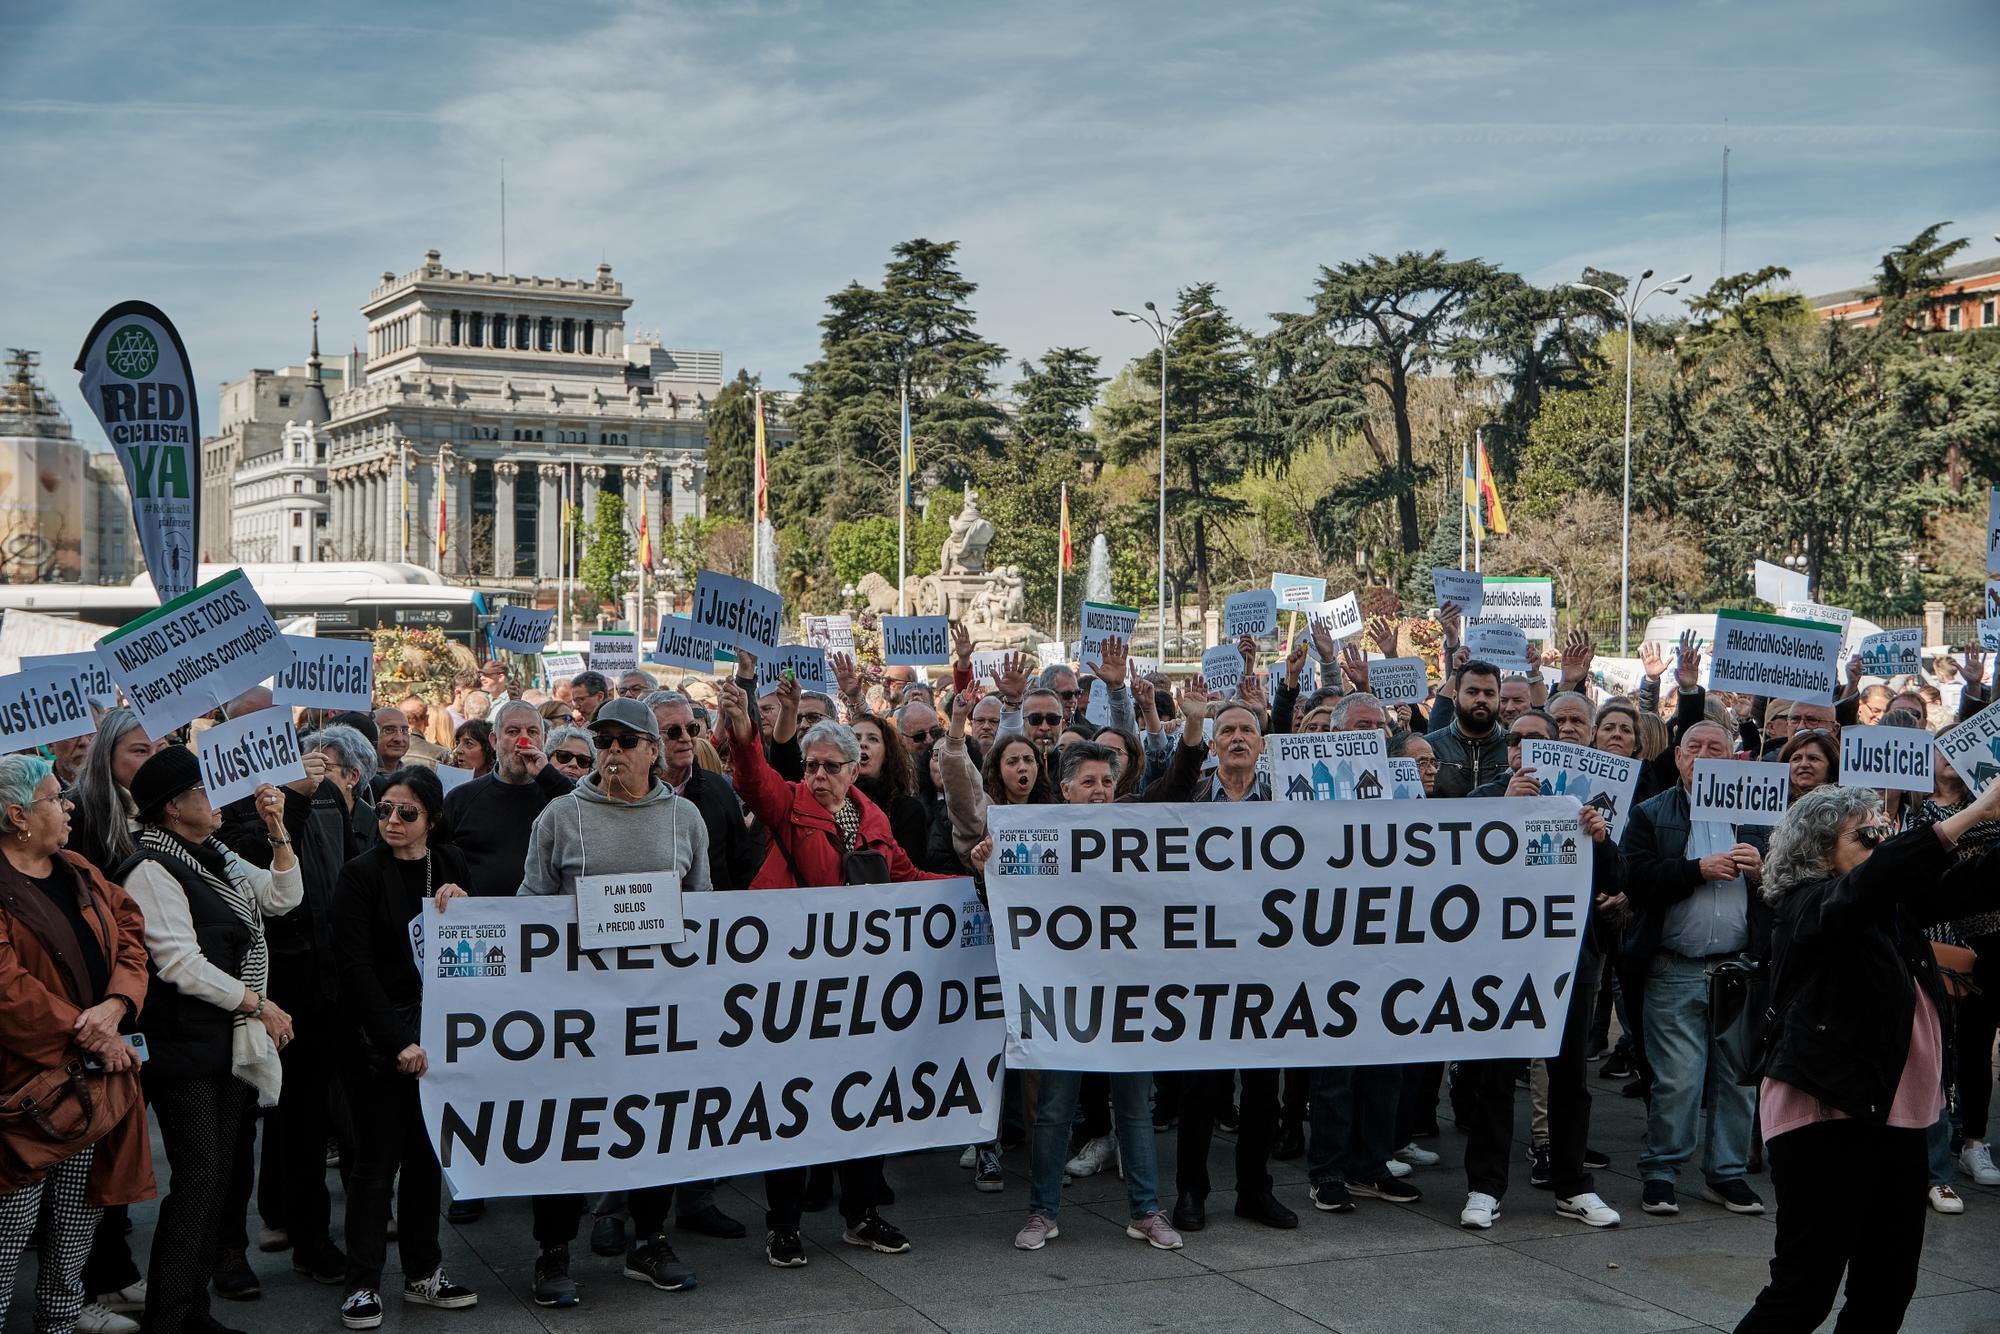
[1979,619,2000,652]
[588,631,641,676]
[653,617,718,673]
[1223,590,1279,640]
[1368,657,1429,705]
[1706,608,1840,705]
[1988,582,2000,622]
[756,646,831,696]
[1839,725,1935,793]
[1988,488,2000,576]
[490,606,554,656]
[75,302,201,603]
[1270,573,1327,610]
[1521,739,1640,839]
[0,665,100,751]
[1689,759,1791,824]
[1306,592,1363,642]
[1753,560,1809,608]
[1078,601,1139,670]
[1478,576,1554,639]
[691,569,785,654]
[985,799,1590,1071]
[1431,568,1484,617]
[1081,679,1110,728]
[1387,758,1426,800]
[1268,657,1316,699]
[970,650,1012,684]
[1036,642,1068,670]
[20,652,117,708]
[269,634,373,711]
[802,615,856,653]
[575,871,685,951]
[542,651,586,682]
[195,707,307,807]
[1271,729,1389,802]
[418,881,1003,1197]
[1465,620,1531,671]
[880,616,952,666]
[95,568,293,741]
[1783,600,1852,638]
[1938,697,2000,796]
[1855,628,1921,678]
[1200,645,1244,695]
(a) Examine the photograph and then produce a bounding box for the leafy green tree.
[1872,221,1970,340]
[578,493,633,609]
[703,370,761,522]
[828,516,898,587]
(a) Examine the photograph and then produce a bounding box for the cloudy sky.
[3,0,1995,444]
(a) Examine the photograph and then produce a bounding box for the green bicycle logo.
[106,325,159,379]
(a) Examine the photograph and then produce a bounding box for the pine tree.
[703,370,760,523]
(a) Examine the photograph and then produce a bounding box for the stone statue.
[938,492,995,575]
[856,571,901,616]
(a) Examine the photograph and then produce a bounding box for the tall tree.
[703,370,761,523]
[577,493,633,610]
[1872,221,1969,339]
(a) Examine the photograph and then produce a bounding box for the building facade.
[1812,254,2000,330]
[200,324,353,562]
[230,314,334,563]
[323,249,728,602]
[0,349,135,585]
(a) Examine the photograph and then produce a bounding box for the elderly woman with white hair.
[1736,777,2000,1333]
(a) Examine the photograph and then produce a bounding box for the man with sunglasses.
[896,700,944,751]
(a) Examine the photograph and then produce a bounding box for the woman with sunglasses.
[330,767,477,1329]
[1735,778,2000,1332]
[544,725,595,784]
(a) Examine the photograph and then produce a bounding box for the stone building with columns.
[322,249,728,603]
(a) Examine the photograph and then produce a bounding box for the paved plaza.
[12,1073,2000,1334]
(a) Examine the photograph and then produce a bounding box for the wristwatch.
[267,834,290,847]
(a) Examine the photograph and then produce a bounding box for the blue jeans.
[1027,1071,1159,1221]
[1306,1064,1400,1187]
[1638,952,1755,1183]
[1927,1113,1953,1187]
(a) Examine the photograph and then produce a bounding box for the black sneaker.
[401,1267,478,1310]
[211,1249,260,1301]
[532,1246,578,1308]
[1528,1143,1552,1189]
[1346,1176,1421,1204]
[444,1197,484,1225]
[339,1289,382,1330]
[1308,1181,1356,1213]
[1583,1146,1612,1170]
[1598,1051,1635,1080]
[291,1237,347,1285]
[623,1233,697,1291]
[765,1228,807,1268]
[1701,1179,1766,1214]
[1640,1180,1679,1215]
[973,1145,1004,1192]
[841,1209,911,1254]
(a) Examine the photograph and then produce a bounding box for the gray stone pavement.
[11,1070,2000,1334]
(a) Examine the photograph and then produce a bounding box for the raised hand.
[1578,805,1609,844]
[1236,633,1258,671]
[948,682,981,737]
[1846,653,1865,691]
[1339,642,1370,693]
[950,621,973,670]
[992,651,1029,703]
[1177,674,1211,729]
[1638,639,1666,680]
[1131,671,1157,717]
[831,651,862,700]
[718,678,754,744]
[1098,636,1130,691]
[1436,601,1464,646]
[1562,628,1593,680]
[1284,634,1309,687]
[1675,630,1703,691]
[1240,663,1268,709]
[1309,615,1339,664]
[1368,616,1399,658]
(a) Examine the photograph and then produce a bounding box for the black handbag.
[1708,959,1774,1087]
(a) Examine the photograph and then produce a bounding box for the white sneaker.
[1395,1141,1440,1167]
[1385,1157,1412,1179]
[94,1281,145,1314]
[1930,1184,1967,1215]
[1554,1191,1621,1228]
[75,1302,139,1334]
[1960,1141,2000,1186]
[1459,1191,1500,1229]
[958,1144,978,1169]
[1064,1134,1118,1178]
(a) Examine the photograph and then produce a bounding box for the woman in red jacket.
[718,672,944,1267]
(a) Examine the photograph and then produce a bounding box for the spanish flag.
[1059,483,1074,571]
[1475,436,1509,536]
[638,506,652,570]
[1463,443,1482,540]
[753,392,769,525]
[436,475,447,563]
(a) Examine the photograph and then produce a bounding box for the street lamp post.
[1111,301,1216,662]
[1567,269,1692,654]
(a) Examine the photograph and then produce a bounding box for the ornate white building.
[228,315,334,563]
[323,249,726,598]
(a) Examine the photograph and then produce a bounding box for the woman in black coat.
[1736,778,2000,1333]
[330,767,479,1330]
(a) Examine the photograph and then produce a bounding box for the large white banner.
[984,800,1592,1071]
[1705,608,1840,704]
[418,882,1004,1198]
[1479,577,1554,638]
[95,568,293,740]
[1521,739,1640,839]
[269,634,374,711]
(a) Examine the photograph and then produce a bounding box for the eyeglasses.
[30,795,74,811]
[802,759,855,775]
[904,726,946,744]
[380,802,424,824]
[1024,713,1064,727]
[549,750,592,767]
[1850,824,1892,848]
[660,724,703,741]
[799,711,829,727]
[618,685,649,698]
[1410,758,1440,771]
[1055,689,1084,701]
[592,732,650,751]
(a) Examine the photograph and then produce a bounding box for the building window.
[278,393,291,408]
[561,318,575,353]
[516,317,530,351]
[539,317,553,352]
[292,512,303,528]
[1984,299,1996,327]
[1948,306,1962,330]
[493,313,509,348]
[468,313,483,348]
[292,478,304,494]
[450,310,461,345]
[583,319,594,355]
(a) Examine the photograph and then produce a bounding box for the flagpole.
[1055,482,1067,651]
[1459,439,1468,570]
[897,379,909,617]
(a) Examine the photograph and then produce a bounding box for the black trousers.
[764,1157,883,1229]
[268,954,347,1245]
[1462,953,1599,1201]
[81,1205,140,1295]
[1175,1069,1277,1199]
[1954,933,2000,1139]
[1079,1072,1112,1140]
[142,1073,250,1334]
[1396,1063,1443,1143]
[340,1062,441,1293]
[532,1186,671,1249]
[1735,1120,1928,1333]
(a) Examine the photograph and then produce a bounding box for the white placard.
[574,870,685,950]
[1839,725,1936,793]
[1432,568,1485,617]
[1465,620,1532,671]
[1271,729,1389,802]
[1978,618,2000,652]
[1706,608,1840,704]
[1479,577,1555,639]
[1268,657,1316,699]
[434,763,476,794]
[1036,642,1068,670]
[1938,697,2000,795]
[588,631,641,676]
[490,606,555,656]
[542,651,586,682]
[881,616,952,666]
[970,650,1012,683]
[1223,590,1279,640]
[985,799,1590,1070]
[1368,656,1429,705]
[1689,759,1791,823]
[756,645,832,696]
[1754,560,1810,608]
[1521,739,1641,839]
[0,664,103,751]
[1200,644,1245,695]
[1081,679,1110,728]
[269,634,374,711]
[653,617,719,673]
[20,652,117,708]
[195,707,308,807]
[1854,628,1922,678]
[418,883,1002,1196]
[691,569,785,654]
[1783,600,1852,636]
[1987,488,2000,577]
[1270,573,1327,609]
[1987,582,2000,622]
[801,615,856,652]
[95,568,294,741]
[1306,592,1363,641]
[1387,758,1426,799]
[1078,601,1139,670]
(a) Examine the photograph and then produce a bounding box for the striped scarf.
[137,826,269,1049]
